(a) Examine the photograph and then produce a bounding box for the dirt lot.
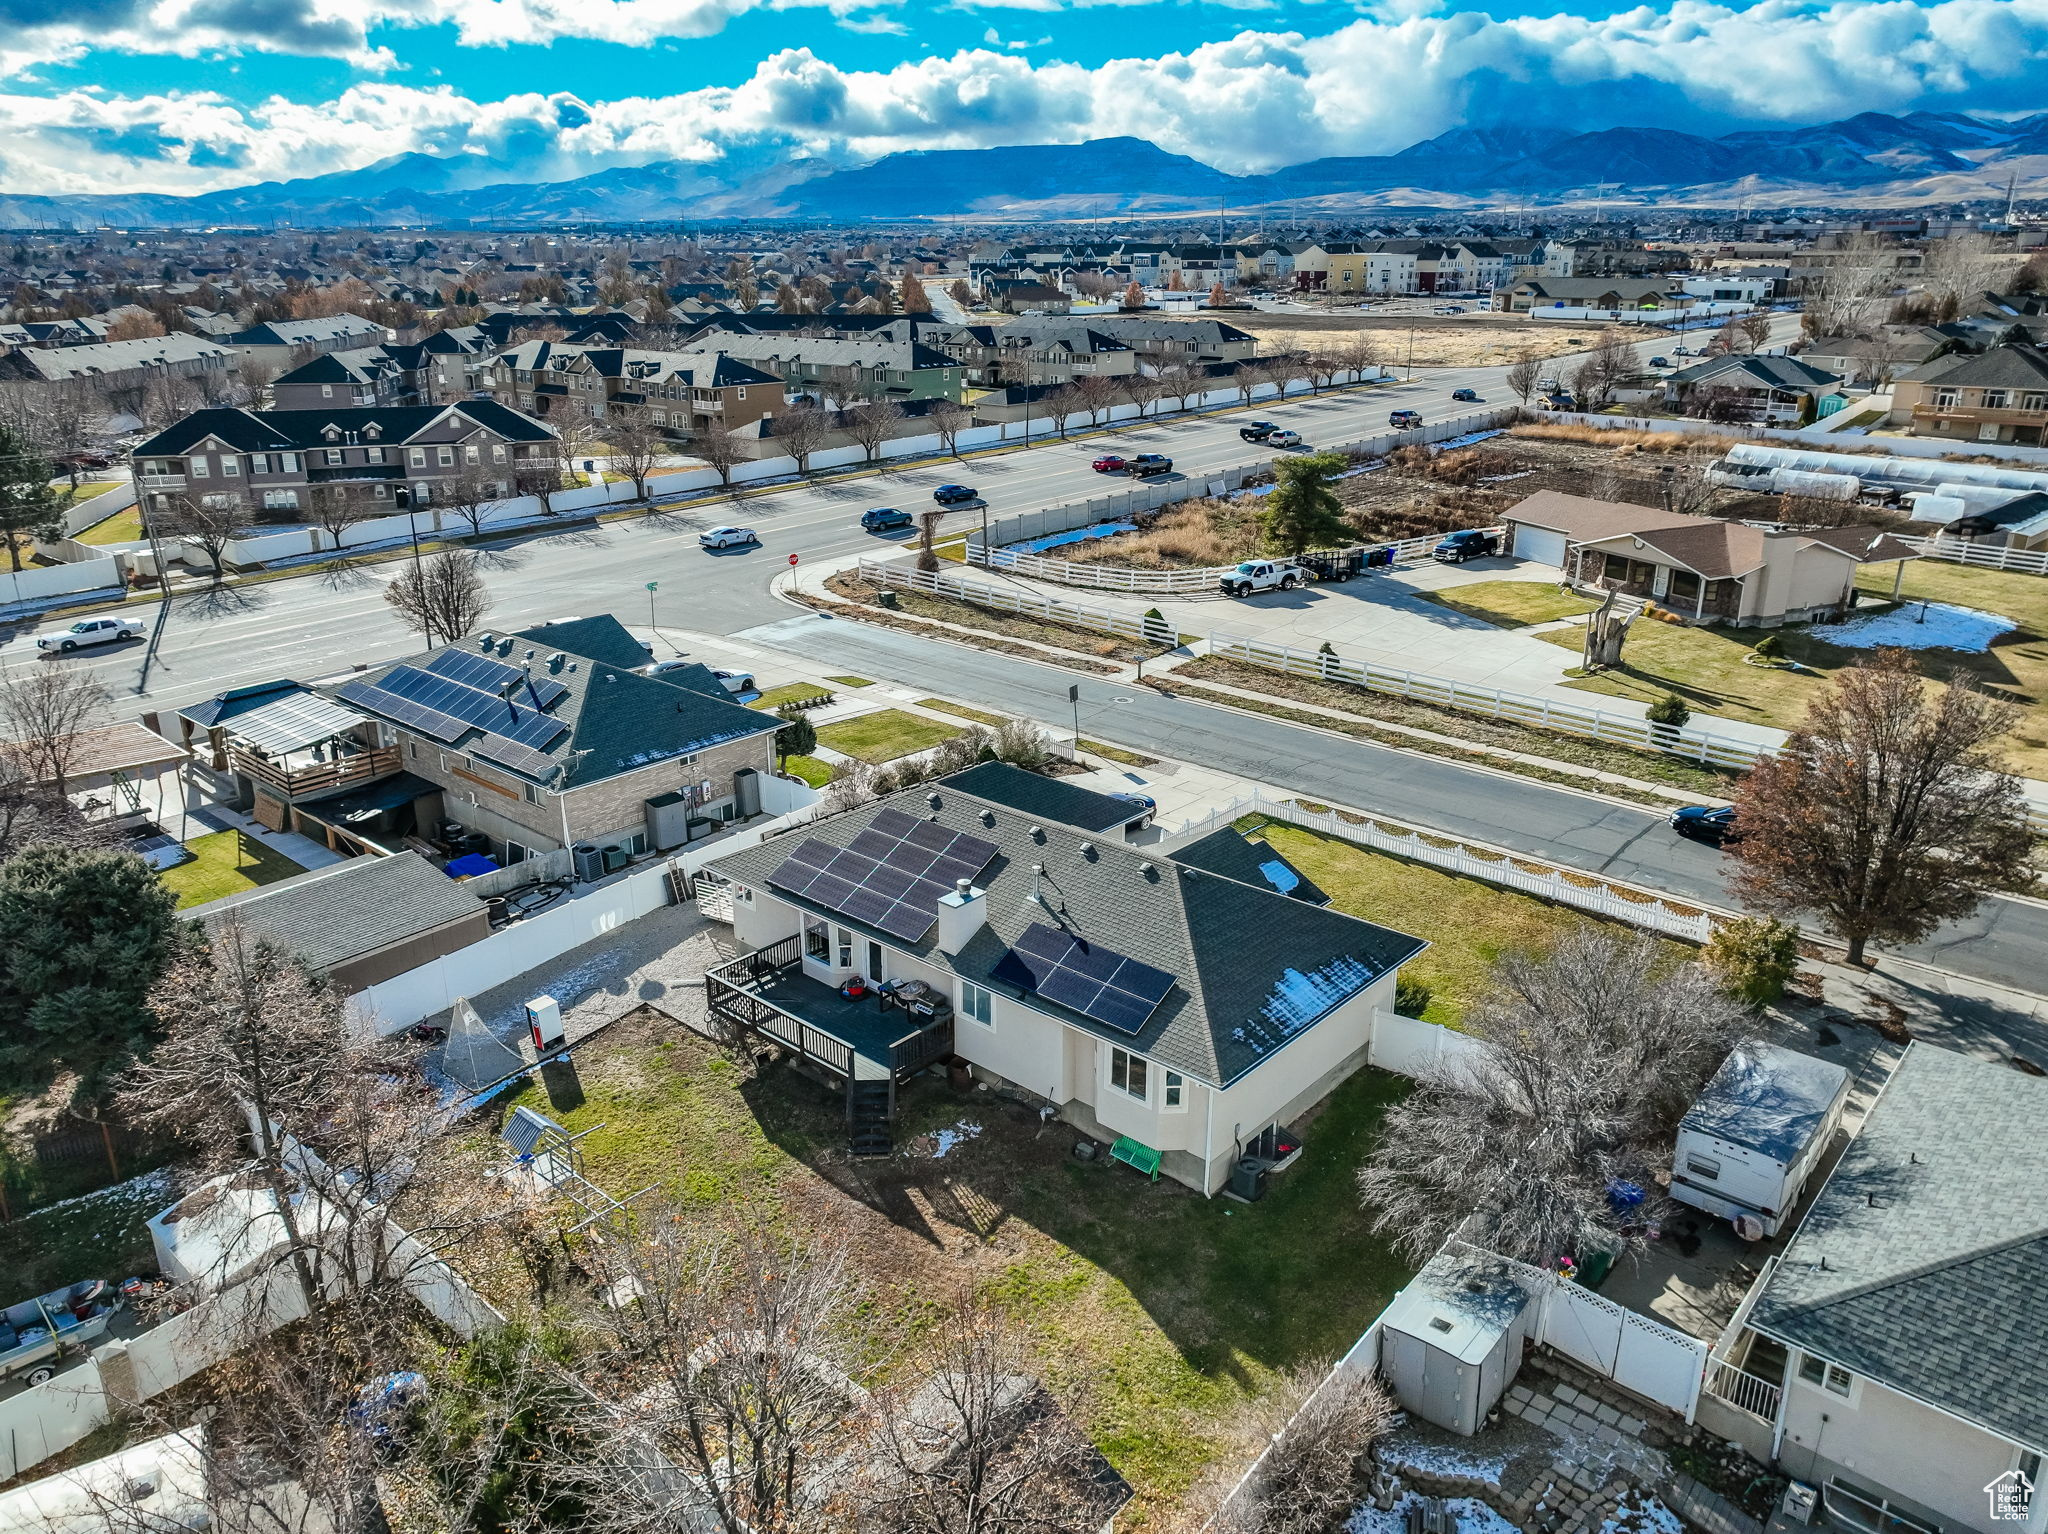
[1227,310,1620,368]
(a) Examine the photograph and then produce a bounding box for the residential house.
[1701,1044,2047,1534]
[221,313,390,372]
[1799,328,1953,389]
[1889,344,2048,446]
[1501,490,1918,626]
[1491,277,1681,316]
[180,616,782,871]
[1663,354,1844,424]
[270,346,416,410]
[678,334,963,406]
[984,280,1072,315]
[922,323,1136,388]
[0,332,237,404]
[489,341,780,438]
[129,399,557,523]
[702,763,1426,1181]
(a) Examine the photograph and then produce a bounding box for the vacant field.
[483,1013,1413,1521]
[1228,311,1613,369]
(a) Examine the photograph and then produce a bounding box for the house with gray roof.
[1661,352,1843,424]
[1700,1045,2046,1534]
[702,770,1424,1184]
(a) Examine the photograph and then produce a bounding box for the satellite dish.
[1734,1214,1766,1242]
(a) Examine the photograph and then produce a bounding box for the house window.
[438,447,455,467]
[326,449,344,465]
[1110,1047,1148,1102]
[321,384,334,397]
[262,489,299,510]
[409,448,427,467]
[2022,393,2048,413]
[1163,1071,1185,1110]
[524,784,541,804]
[1982,390,2009,410]
[190,458,210,478]
[1933,389,1960,409]
[367,447,385,463]
[960,982,993,1026]
[804,918,829,962]
[491,444,507,462]
[1797,1355,1853,1397]
[836,927,853,969]
[250,454,269,474]
[1685,1154,1721,1180]
[736,388,747,400]
[464,444,480,464]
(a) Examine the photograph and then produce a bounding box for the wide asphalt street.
[22,323,2048,1017]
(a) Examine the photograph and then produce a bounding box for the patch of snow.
[1376,1431,1512,1483]
[1349,1494,1520,1534]
[927,1120,983,1159]
[1234,954,1380,1054]
[1602,1493,1683,1534]
[20,1166,177,1221]
[1821,601,2015,653]
[994,520,1139,558]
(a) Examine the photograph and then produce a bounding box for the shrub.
[926,727,993,777]
[1393,974,1433,1019]
[992,716,1053,771]
[1752,633,1785,661]
[1646,692,1692,728]
[1703,916,1803,1007]
[773,703,816,765]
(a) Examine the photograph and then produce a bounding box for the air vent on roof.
[546,652,565,673]
[1080,842,1096,859]
[476,633,496,650]
[980,809,995,827]
[1028,824,1044,843]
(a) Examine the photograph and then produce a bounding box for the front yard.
[481,1015,1413,1521]
[157,829,306,908]
[1540,560,2048,776]
[1424,579,1601,628]
[814,708,967,764]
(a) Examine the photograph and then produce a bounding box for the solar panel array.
[766,808,999,942]
[996,922,1174,1034]
[336,655,570,778]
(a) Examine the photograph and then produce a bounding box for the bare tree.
[1739,311,1774,353]
[864,1301,1119,1534]
[773,403,832,474]
[433,460,509,539]
[1042,385,1087,439]
[1358,927,1748,1267]
[1852,330,1906,389]
[844,398,907,464]
[304,482,372,552]
[1715,316,1752,355]
[385,548,490,647]
[1333,332,1381,383]
[1921,231,2003,321]
[1117,370,1164,423]
[564,1218,870,1534]
[1506,352,1543,407]
[1072,374,1119,428]
[927,398,972,458]
[1303,353,1342,395]
[160,490,253,580]
[609,410,668,502]
[0,668,112,799]
[1200,1361,1396,1534]
[695,419,747,489]
[1157,363,1204,414]
[1798,235,1896,341]
[1731,648,2036,966]
[917,508,944,574]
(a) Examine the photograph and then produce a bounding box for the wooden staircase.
[847,1079,893,1159]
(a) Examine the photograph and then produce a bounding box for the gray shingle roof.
[1906,342,2048,391]
[1168,828,1330,906]
[192,850,483,972]
[708,781,1425,1086]
[1750,1045,2048,1451]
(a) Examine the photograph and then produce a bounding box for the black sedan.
[1670,805,1739,847]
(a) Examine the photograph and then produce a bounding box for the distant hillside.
[4,113,2047,227]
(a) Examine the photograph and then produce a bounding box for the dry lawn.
[1062,499,1263,569]
[1229,313,1612,369]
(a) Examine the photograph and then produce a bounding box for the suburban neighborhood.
[1,204,2047,1534]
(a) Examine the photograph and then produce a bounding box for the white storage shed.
[1672,1042,1850,1237]
[1378,1253,1536,1437]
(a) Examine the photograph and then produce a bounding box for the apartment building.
[678,333,963,405]
[221,313,391,371]
[0,331,237,397]
[489,340,780,438]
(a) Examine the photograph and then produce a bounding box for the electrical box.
[526,995,565,1055]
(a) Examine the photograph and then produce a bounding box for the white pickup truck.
[1219,559,1307,597]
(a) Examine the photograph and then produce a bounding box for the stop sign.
[788,553,800,567]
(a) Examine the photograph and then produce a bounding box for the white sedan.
[698,526,759,549]
[38,616,145,653]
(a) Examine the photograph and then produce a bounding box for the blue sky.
[0,0,2043,197]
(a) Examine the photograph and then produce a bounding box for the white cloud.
[4,0,2048,196]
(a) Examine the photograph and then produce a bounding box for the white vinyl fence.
[1170,791,1718,941]
[0,556,125,611]
[858,557,1178,646]
[1536,408,2048,468]
[1896,534,2048,576]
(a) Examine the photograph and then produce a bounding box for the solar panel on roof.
[764,812,999,945]
[426,648,523,692]
[997,922,1174,1034]
[471,736,558,779]
[336,679,467,742]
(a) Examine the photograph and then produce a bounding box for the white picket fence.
[1172,791,1718,941]
[1207,634,1771,772]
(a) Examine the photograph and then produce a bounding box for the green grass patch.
[64,480,122,503]
[815,709,964,764]
[748,680,834,711]
[76,506,145,545]
[826,675,873,687]
[1079,738,1158,767]
[1250,820,1692,1027]
[486,1019,1413,1518]
[157,829,305,909]
[0,1167,174,1296]
[916,698,1007,728]
[1424,580,1601,628]
[780,754,836,788]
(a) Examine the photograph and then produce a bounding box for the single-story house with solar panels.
[702,763,1425,1190]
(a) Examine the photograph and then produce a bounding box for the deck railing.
[1703,1358,1783,1423]
[703,938,858,1080]
[888,1016,954,1077]
[229,744,402,799]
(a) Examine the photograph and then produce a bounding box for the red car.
[1091,455,1128,473]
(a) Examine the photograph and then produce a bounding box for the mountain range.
[4,111,2046,228]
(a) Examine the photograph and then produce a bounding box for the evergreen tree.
[0,421,62,574]
[1258,452,1352,556]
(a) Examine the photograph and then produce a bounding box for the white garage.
[1509,522,1569,567]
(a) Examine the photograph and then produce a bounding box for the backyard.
[1540,560,2048,776]
[156,829,305,908]
[476,1012,1413,1521]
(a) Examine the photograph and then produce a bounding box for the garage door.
[1512,524,1568,567]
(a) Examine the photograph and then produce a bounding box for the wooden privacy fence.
[1173,792,1718,941]
[1210,633,1769,770]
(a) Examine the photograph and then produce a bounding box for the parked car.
[1388,410,1423,429]
[933,484,980,505]
[698,526,758,549]
[860,507,913,532]
[1433,304,1467,314]
[1109,791,1157,829]
[1,1279,117,1387]
[711,669,756,696]
[1220,559,1306,597]
[1670,805,1739,847]
[1432,530,1500,563]
[1091,455,1129,473]
[1266,429,1304,448]
[1128,454,1173,477]
[38,617,144,653]
[1239,421,1279,442]
[1450,388,1480,402]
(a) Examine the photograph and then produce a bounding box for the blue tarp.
[445,853,500,878]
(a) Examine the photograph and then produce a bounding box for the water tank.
[571,842,603,882]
